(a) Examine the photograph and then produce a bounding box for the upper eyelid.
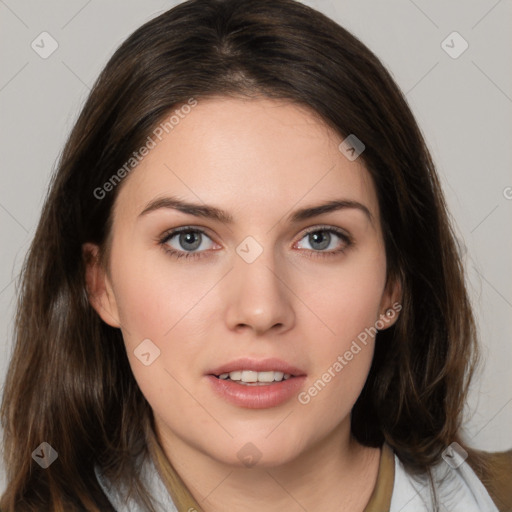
[301,225,350,237]
[160,225,216,243]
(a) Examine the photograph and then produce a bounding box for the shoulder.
[390,447,512,512]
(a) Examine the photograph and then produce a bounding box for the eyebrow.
[138,196,373,224]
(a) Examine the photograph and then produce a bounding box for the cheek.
[109,256,210,414]
[317,274,383,332]
[296,253,386,412]
[109,247,223,402]
[111,245,212,342]
[302,250,387,345]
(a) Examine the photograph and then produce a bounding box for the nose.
[224,249,296,336]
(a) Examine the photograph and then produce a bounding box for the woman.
[1,0,510,510]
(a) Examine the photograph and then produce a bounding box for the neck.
[155,419,381,512]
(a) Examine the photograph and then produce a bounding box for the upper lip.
[208,358,306,377]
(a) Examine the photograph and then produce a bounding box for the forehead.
[112,97,379,224]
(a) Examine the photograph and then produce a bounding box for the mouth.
[206,358,307,409]
[212,370,294,386]
[207,358,306,386]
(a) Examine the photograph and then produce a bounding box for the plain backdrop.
[1,0,511,494]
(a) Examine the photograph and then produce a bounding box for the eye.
[159,227,216,260]
[295,227,352,257]
[158,225,352,261]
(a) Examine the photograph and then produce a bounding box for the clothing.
[95,455,177,512]
[95,443,504,511]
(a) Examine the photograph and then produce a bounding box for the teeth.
[241,370,258,382]
[258,371,278,383]
[217,370,292,383]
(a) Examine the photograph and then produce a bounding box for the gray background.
[1,0,511,493]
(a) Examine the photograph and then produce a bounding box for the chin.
[204,435,306,469]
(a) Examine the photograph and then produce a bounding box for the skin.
[85,97,401,512]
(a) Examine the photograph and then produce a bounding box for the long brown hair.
[1,0,488,509]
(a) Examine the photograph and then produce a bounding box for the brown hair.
[1,0,489,509]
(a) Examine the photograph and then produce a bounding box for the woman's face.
[87,97,400,468]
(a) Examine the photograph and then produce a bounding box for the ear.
[82,242,121,328]
[378,274,403,329]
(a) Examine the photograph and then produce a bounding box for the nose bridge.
[224,237,295,334]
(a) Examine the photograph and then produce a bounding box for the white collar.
[94,454,178,511]
[390,451,499,511]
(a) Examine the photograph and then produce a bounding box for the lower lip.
[206,375,307,409]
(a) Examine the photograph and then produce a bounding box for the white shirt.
[390,453,499,511]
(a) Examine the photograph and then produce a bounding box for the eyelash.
[158,226,353,261]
